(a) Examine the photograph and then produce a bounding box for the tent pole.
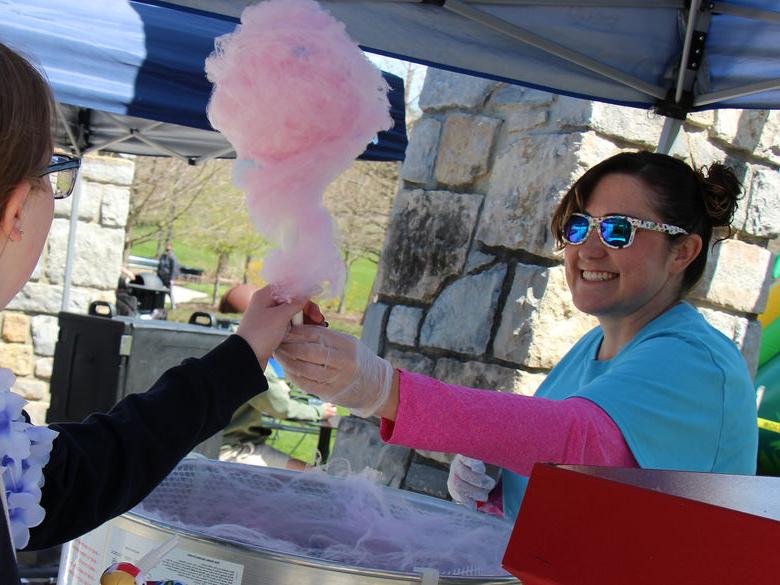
[695,78,780,107]
[656,117,683,155]
[674,0,701,104]
[442,0,666,99]
[61,175,83,312]
[55,103,82,156]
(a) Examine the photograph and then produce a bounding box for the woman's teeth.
[582,270,617,282]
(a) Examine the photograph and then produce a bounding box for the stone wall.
[0,155,133,424]
[340,69,779,494]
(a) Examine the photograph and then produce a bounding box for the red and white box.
[502,464,780,585]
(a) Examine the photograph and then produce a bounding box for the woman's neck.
[597,298,681,360]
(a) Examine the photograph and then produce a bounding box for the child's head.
[0,42,57,307]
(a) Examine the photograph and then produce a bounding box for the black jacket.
[21,334,266,550]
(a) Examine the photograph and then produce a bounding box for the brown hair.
[550,151,741,295]
[0,42,55,217]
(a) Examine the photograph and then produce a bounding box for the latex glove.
[447,455,496,508]
[275,326,392,417]
[236,285,306,368]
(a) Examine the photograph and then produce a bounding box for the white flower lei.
[0,368,58,549]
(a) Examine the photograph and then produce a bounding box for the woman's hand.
[447,455,497,508]
[275,326,393,417]
[236,286,306,368]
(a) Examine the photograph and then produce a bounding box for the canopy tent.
[0,0,408,310]
[157,0,780,152]
[0,0,408,164]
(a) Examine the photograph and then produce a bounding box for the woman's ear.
[669,234,703,275]
[1,180,31,241]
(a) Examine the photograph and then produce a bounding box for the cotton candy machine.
[57,459,518,585]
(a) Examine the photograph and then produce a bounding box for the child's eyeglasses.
[562,212,688,249]
[39,153,81,200]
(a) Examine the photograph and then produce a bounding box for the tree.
[324,160,400,312]
[125,157,224,261]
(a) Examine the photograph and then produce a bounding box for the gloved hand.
[447,455,496,508]
[275,326,393,418]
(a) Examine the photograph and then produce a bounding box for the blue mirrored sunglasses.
[562,213,688,249]
[39,153,81,199]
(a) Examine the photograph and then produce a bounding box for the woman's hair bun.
[696,163,741,228]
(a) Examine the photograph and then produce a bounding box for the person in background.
[0,41,318,580]
[276,151,758,521]
[157,242,180,308]
[221,365,337,471]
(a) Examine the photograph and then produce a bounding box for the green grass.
[264,405,351,465]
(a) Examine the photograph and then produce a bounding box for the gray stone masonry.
[352,70,778,498]
[3,155,134,418]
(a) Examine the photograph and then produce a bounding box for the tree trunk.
[337,251,352,314]
[212,251,229,306]
[243,254,254,284]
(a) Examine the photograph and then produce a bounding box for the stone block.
[420,264,507,356]
[32,315,59,357]
[2,313,30,343]
[435,357,547,396]
[754,111,780,165]
[47,220,124,289]
[386,305,423,347]
[100,184,131,227]
[670,127,731,169]
[23,401,49,426]
[434,113,501,188]
[402,454,450,500]
[384,348,435,376]
[6,283,63,314]
[377,190,483,302]
[361,302,389,355]
[0,343,33,376]
[464,247,495,273]
[35,357,54,381]
[81,155,135,186]
[53,179,101,221]
[550,95,592,129]
[742,166,780,239]
[400,117,441,185]
[686,111,715,129]
[690,239,773,314]
[487,84,554,113]
[418,68,496,113]
[712,110,777,162]
[505,109,548,136]
[30,256,43,282]
[590,102,664,148]
[327,416,412,489]
[13,377,48,401]
[476,131,619,259]
[494,264,597,369]
[70,288,115,313]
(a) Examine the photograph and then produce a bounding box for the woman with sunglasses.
[276,150,757,521]
[0,42,313,575]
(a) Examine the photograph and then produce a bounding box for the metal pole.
[656,116,683,154]
[60,174,83,312]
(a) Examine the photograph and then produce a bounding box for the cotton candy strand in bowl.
[205,0,393,300]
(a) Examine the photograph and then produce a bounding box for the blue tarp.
[152,0,780,113]
[0,0,408,162]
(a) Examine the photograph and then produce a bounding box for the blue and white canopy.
[0,0,408,163]
[157,0,780,114]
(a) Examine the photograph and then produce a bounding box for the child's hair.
[551,151,741,294]
[0,42,55,215]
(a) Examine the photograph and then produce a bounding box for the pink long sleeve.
[380,370,637,476]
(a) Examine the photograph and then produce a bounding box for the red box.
[502,464,780,585]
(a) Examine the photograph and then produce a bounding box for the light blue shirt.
[503,302,758,520]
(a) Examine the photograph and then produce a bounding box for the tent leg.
[61,176,83,312]
[656,117,683,155]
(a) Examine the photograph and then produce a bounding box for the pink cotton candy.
[205,0,393,299]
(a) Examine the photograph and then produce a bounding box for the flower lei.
[0,368,58,549]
